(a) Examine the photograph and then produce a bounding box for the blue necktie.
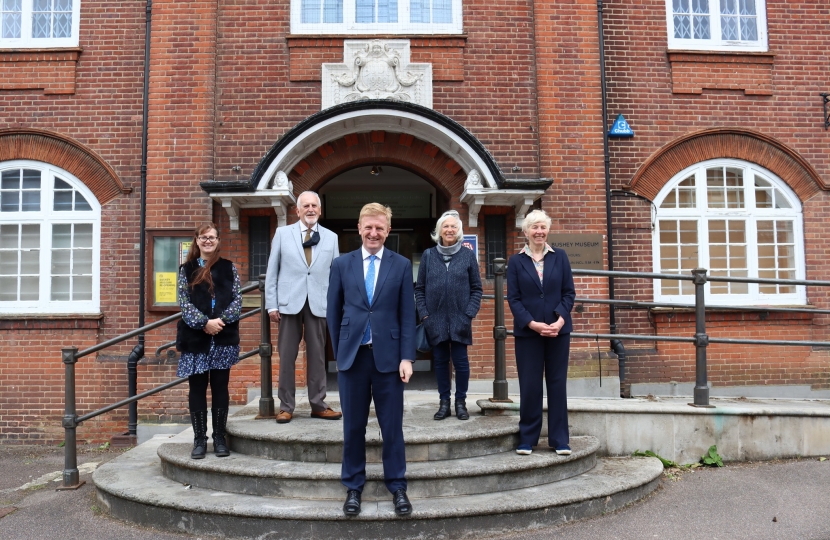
[361,255,376,345]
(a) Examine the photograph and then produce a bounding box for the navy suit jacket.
[327,248,417,372]
[507,249,576,338]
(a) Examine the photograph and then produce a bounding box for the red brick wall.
[603,0,830,391]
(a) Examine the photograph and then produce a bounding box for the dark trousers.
[432,340,469,401]
[338,345,406,494]
[515,334,571,449]
[188,368,231,411]
[277,299,329,413]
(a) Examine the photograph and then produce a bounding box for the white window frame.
[290,0,463,35]
[652,159,805,306]
[665,0,768,52]
[0,0,80,49]
[0,160,100,314]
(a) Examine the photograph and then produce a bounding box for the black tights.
[188,368,231,411]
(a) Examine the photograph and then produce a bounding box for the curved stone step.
[94,435,663,540]
[157,436,599,500]
[226,403,521,463]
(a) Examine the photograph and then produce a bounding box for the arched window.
[0,160,100,314]
[653,159,804,305]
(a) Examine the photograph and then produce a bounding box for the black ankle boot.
[211,408,230,457]
[434,399,452,420]
[190,410,208,459]
[455,400,469,420]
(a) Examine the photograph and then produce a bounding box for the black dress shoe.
[393,488,412,516]
[433,399,451,420]
[343,490,361,516]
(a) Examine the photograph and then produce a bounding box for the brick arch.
[627,128,827,202]
[288,131,467,197]
[0,128,127,204]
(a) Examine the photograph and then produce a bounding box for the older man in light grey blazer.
[265,191,341,423]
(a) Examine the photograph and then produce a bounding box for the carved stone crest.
[322,40,432,110]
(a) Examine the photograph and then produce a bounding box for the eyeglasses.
[197,235,218,243]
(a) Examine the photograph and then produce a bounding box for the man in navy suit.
[326,202,416,517]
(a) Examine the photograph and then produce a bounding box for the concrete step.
[226,403,521,463]
[157,436,599,501]
[94,434,663,540]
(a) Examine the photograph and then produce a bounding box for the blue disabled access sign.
[608,114,634,137]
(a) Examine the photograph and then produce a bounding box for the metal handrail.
[487,261,830,410]
[60,278,274,489]
[154,305,264,357]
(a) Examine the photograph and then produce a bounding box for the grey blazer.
[264,221,339,317]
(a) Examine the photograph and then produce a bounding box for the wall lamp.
[822,93,830,130]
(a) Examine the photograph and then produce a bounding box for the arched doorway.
[320,164,447,387]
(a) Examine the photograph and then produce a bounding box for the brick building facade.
[0,0,827,443]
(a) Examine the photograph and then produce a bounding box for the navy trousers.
[432,340,470,401]
[338,345,407,494]
[514,333,571,449]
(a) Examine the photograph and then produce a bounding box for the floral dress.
[176,261,242,378]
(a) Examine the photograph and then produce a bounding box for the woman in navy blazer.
[507,209,576,456]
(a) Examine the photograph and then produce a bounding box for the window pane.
[52,224,71,247]
[377,0,397,22]
[51,249,70,274]
[1,0,21,39]
[32,12,50,38]
[674,14,691,39]
[302,0,320,23]
[54,190,73,211]
[411,0,428,23]
[20,276,38,300]
[21,224,38,248]
[73,276,92,300]
[74,193,92,211]
[1,169,19,190]
[73,248,92,274]
[323,0,342,23]
[51,276,70,300]
[356,0,373,22]
[54,178,71,190]
[0,224,18,248]
[54,11,71,38]
[22,169,40,189]
[434,0,451,23]
[661,190,677,208]
[0,250,16,275]
[74,223,93,247]
[20,249,38,274]
[0,190,19,212]
[0,276,16,300]
[21,191,40,212]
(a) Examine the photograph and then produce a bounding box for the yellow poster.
[180,241,192,266]
[155,272,178,304]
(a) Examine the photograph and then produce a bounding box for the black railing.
[60,277,275,490]
[487,258,830,408]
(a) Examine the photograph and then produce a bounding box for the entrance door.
[319,165,447,390]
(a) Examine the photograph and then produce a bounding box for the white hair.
[430,210,463,244]
[521,209,552,233]
[297,191,321,206]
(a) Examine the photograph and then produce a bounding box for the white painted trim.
[256,108,499,191]
[291,0,463,35]
[652,158,805,306]
[665,0,768,52]
[0,159,100,314]
[0,0,81,49]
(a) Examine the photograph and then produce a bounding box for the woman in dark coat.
[176,223,242,459]
[507,209,575,456]
[415,210,483,420]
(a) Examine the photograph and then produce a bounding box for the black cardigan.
[176,258,240,354]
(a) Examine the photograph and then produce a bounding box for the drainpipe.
[132,0,153,434]
[597,0,626,391]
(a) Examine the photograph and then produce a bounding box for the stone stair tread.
[228,407,520,445]
[94,436,662,521]
[158,436,599,481]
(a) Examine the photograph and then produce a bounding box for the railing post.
[256,275,276,419]
[127,343,144,437]
[691,268,712,408]
[491,258,512,402]
[59,346,85,490]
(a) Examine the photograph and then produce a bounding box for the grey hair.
[297,191,322,206]
[521,209,552,233]
[430,210,463,244]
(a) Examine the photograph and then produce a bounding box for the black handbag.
[416,249,432,353]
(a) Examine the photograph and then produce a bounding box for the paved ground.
[1,443,828,540]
